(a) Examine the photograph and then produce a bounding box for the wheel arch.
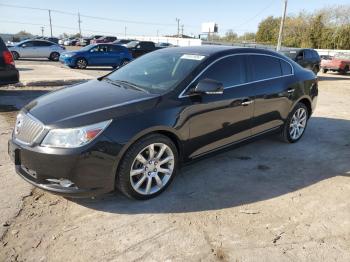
[295,97,312,118]
[112,127,184,180]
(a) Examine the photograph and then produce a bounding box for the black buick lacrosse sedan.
[8,46,318,199]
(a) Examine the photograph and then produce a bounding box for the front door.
[185,55,255,158]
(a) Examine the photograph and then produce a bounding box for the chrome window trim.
[178,53,294,98]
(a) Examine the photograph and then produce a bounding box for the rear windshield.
[280,50,298,59]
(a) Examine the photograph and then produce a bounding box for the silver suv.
[9,39,65,61]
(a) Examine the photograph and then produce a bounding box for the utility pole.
[277,0,288,51]
[40,26,44,37]
[175,18,180,38]
[48,9,53,37]
[181,24,184,37]
[78,12,82,37]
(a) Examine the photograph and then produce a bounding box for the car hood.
[24,79,159,128]
[61,51,80,56]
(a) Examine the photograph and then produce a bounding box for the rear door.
[36,41,53,58]
[186,55,255,158]
[249,54,295,135]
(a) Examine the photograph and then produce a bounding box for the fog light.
[46,178,75,188]
[59,179,75,188]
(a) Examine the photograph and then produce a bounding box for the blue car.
[59,44,132,69]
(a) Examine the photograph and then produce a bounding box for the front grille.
[14,112,44,146]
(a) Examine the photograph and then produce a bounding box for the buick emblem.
[15,114,24,135]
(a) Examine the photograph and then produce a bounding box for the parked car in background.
[9,46,318,199]
[113,39,136,46]
[59,43,132,69]
[44,37,59,44]
[91,36,117,44]
[156,42,174,48]
[77,37,92,46]
[63,38,79,46]
[8,39,65,61]
[126,41,160,58]
[0,37,19,86]
[321,53,350,74]
[280,48,320,75]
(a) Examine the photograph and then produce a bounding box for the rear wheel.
[75,58,87,69]
[280,103,309,143]
[116,134,178,200]
[49,52,60,61]
[11,51,19,60]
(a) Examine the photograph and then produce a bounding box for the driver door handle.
[287,88,295,93]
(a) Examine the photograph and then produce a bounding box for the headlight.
[41,120,111,148]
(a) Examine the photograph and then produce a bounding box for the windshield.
[106,51,206,94]
[79,44,96,52]
[281,50,298,59]
[126,41,139,48]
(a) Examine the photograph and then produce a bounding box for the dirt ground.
[0,72,349,262]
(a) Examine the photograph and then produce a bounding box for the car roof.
[157,45,284,58]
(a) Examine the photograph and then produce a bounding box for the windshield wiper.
[113,80,149,93]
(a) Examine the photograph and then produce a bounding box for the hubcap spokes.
[130,143,174,195]
[289,108,307,140]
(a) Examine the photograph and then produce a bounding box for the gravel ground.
[0,72,349,262]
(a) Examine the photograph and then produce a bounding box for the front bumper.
[59,57,76,67]
[8,138,117,198]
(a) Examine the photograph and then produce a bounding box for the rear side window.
[199,56,246,87]
[111,45,125,52]
[280,60,293,75]
[251,55,282,81]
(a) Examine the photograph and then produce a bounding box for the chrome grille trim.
[14,112,45,146]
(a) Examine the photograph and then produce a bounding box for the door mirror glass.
[192,79,224,95]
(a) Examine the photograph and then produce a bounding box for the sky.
[0,0,349,38]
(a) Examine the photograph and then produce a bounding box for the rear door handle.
[241,99,253,106]
[287,88,295,93]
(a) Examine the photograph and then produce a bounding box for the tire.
[75,58,87,69]
[280,102,309,143]
[11,51,19,60]
[49,52,60,61]
[116,134,178,200]
[321,68,328,74]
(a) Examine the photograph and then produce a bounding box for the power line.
[232,0,277,31]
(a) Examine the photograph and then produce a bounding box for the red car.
[321,53,350,74]
[90,36,117,44]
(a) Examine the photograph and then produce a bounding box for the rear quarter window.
[280,60,293,75]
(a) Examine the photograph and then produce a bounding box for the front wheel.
[280,103,309,143]
[11,51,19,60]
[75,58,87,69]
[116,134,178,200]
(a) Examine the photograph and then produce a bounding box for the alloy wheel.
[289,108,307,140]
[76,59,87,69]
[130,143,175,195]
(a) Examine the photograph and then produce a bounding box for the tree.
[223,30,238,42]
[256,16,280,44]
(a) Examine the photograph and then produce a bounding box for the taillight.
[3,51,14,66]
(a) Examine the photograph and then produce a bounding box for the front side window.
[197,56,247,87]
[251,55,282,81]
[106,52,206,94]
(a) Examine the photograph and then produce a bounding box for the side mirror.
[192,79,224,95]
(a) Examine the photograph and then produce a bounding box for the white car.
[9,39,65,61]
